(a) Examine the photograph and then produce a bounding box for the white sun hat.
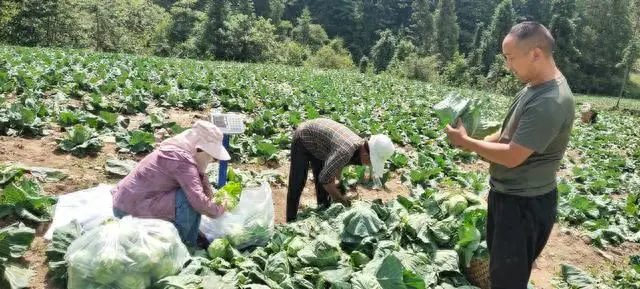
[161,120,231,161]
[368,134,395,180]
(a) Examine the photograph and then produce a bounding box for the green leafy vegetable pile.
[162,187,487,289]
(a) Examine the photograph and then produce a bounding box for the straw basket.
[462,257,491,289]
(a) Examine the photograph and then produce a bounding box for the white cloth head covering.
[160,120,231,161]
[368,134,395,180]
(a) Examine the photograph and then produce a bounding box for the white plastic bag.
[45,184,115,240]
[200,182,275,250]
[65,216,190,289]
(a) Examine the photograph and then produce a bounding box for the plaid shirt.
[295,118,364,184]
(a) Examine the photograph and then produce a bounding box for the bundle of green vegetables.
[213,181,243,211]
[433,92,501,139]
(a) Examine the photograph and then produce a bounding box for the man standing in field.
[445,22,575,288]
[286,118,395,222]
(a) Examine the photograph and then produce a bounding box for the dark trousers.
[286,137,330,222]
[487,188,558,289]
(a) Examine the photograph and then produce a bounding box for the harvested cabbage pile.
[65,216,190,289]
[161,188,489,289]
[433,92,501,139]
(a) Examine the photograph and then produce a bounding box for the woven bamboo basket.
[462,257,491,289]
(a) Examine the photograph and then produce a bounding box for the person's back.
[112,147,205,220]
[295,118,363,162]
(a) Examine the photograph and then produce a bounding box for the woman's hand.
[211,202,226,217]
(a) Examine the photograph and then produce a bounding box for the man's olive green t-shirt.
[489,76,575,196]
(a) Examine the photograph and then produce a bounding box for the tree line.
[1,0,639,97]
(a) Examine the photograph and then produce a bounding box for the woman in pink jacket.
[111,120,230,247]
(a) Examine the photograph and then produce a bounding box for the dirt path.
[530,225,640,288]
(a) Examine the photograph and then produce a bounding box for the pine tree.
[455,0,502,54]
[469,0,515,75]
[434,0,459,63]
[521,0,552,23]
[370,29,397,73]
[548,0,580,82]
[470,22,484,51]
[294,8,313,46]
[409,0,434,55]
[576,0,634,93]
[198,0,230,58]
[232,0,255,16]
[292,7,329,51]
[268,0,286,24]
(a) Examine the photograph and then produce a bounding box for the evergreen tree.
[308,0,358,56]
[153,0,178,9]
[230,0,254,16]
[254,0,270,17]
[292,8,329,51]
[470,22,484,51]
[198,0,230,58]
[616,37,639,107]
[358,0,379,52]
[5,0,69,46]
[370,29,397,73]
[268,0,286,24]
[548,0,580,83]
[455,0,501,54]
[167,0,205,45]
[576,0,634,93]
[409,0,434,55]
[469,0,515,75]
[434,0,459,63]
[521,0,552,23]
[394,38,417,62]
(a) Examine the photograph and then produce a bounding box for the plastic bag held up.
[65,216,190,289]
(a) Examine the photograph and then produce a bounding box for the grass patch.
[575,93,640,112]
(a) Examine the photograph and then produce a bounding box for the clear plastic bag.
[200,182,275,250]
[45,184,115,241]
[65,216,190,289]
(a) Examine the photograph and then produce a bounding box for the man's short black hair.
[508,21,555,55]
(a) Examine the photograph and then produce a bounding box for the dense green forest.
[1,0,639,96]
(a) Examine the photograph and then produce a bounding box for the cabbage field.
[0,46,639,289]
